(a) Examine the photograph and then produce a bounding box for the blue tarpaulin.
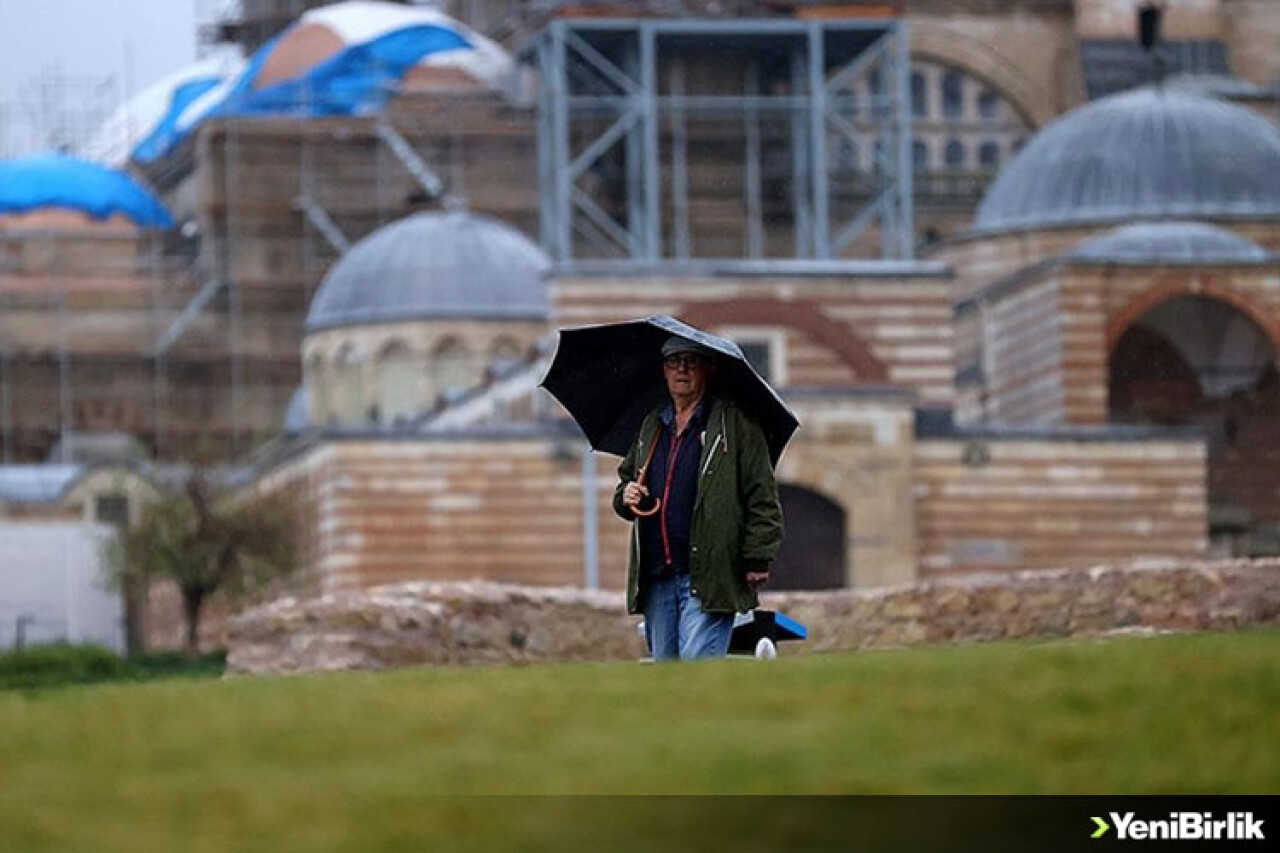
[135,23,474,163]
[221,25,470,118]
[131,77,226,164]
[0,153,173,229]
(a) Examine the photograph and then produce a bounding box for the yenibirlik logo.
[1091,812,1265,841]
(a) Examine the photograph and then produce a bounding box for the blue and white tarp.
[84,53,244,167]
[130,1,514,164]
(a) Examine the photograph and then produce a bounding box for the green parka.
[612,395,784,614]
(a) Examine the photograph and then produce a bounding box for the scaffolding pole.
[807,21,831,259]
[670,58,690,259]
[640,23,660,261]
[743,61,764,260]
[0,290,10,464]
[895,21,915,260]
[228,124,245,456]
[790,46,811,258]
[58,287,69,464]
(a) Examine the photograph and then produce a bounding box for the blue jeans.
[642,572,735,662]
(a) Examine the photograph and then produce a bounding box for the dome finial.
[1138,1,1167,86]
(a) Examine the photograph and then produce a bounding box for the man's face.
[663,352,713,399]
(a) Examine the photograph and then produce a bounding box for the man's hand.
[745,571,769,588]
[622,480,649,510]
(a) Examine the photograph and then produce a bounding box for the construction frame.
[531,17,914,267]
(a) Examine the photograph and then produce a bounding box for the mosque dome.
[305,211,550,333]
[1069,221,1271,265]
[0,153,172,229]
[973,87,1280,234]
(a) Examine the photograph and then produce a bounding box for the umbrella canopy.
[540,316,799,466]
[0,153,173,229]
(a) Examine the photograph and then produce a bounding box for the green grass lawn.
[1,629,1277,851]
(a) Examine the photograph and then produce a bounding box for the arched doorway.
[1109,295,1280,554]
[770,484,846,590]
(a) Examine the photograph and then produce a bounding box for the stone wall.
[225,560,1280,675]
[765,558,1279,651]
[226,581,643,674]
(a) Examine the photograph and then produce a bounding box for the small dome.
[1069,222,1271,265]
[305,211,550,333]
[0,153,173,229]
[974,88,1280,234]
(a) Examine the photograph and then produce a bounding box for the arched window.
[333,343,364,424]
[941,69,963,119]
[378,339,421,423]
[979,141,1000,169]
[944,138,965,168]
[978,88,999,120]
[430,337,475,399]
[911,71,927,118]
[912,138,929,172]
[770,484,847,590]
[307,353,330,423]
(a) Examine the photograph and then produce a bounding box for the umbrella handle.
[629,428,663,517]
[630,467,661,517]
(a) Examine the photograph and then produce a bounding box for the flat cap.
[661,335,714,358]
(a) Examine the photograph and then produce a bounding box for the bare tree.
[109,470,300,656]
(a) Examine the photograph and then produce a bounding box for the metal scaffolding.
[531,17,913,267]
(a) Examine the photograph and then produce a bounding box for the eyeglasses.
[663,354,706,370]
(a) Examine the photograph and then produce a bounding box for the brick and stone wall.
[914,437,1208,575]
[224,559,1280,674]
[265,437,631,595]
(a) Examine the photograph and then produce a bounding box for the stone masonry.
[226,559,1280,675]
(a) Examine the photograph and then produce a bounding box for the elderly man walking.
[613,335,784,661]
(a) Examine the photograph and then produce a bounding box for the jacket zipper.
[701,434,722,477]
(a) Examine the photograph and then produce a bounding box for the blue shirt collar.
[659,395,712,428]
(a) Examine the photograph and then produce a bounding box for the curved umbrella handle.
[630,466,661,517]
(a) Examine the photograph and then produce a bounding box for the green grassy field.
[1,629,1277,851]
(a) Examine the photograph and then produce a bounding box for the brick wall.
[914,437,1208,575]
[276,438,631,594]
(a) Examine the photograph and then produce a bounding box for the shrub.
[121,650,227,682]
[0,643,123,691]
[0,645,227,691]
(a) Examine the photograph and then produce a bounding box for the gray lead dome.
[974,88,1280,234]
[306,211,550,333]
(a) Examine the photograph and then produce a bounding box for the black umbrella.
[540,315,799,467]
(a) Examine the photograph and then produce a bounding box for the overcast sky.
[0,0,233,156]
